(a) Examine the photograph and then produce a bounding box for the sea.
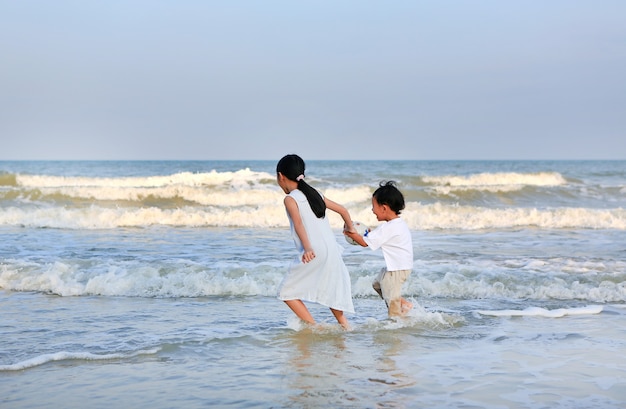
[1,160,625,408]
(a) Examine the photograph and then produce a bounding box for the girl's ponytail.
[296,178,326,219]
[277,154,326,219]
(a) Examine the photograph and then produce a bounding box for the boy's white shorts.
[372,268,411,303]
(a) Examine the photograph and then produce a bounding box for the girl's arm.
[325,197,353,230]
[326,197,369,247]
[284,196,316,263]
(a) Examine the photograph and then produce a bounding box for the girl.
[276,154,356,329]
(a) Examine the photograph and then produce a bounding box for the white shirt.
[363,217,413,271]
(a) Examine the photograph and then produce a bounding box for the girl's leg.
[330,308,350,330]
[284,300,315,325]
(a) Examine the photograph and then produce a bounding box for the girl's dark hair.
[276,154,326,219]
[373,180,405,215]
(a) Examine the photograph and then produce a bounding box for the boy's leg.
[379,270,411,317]
[401,298,413,314]
[372,281,384,299]
[372,268,386,300]
[284,300,315,325]
[387,298,403,317]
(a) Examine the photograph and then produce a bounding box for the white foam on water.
[2,202,625,230]
[422,171,568,192]
[476,305,604,317]
[2,167,625,230]
[0,348,160,371]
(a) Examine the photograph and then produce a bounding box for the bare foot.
[401,299,413,315]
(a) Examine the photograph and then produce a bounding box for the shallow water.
[2,160,626,407]
[3,293,625,408]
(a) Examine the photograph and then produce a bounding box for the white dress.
[277,189,355,313]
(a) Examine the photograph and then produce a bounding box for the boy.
[345,181,413,317]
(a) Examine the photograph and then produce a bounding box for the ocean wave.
[2,170,375,208]
[476,305,603,318]
[0,349,160,371]
[2,257,625,302]
[1,202,624,230]
[422,171,568,190]
[399,266,626,303]
[0,185,373,210]
[1,168,624,230]
[0,205,289,228]
[0,172,18,187]
[3,167,625,213]
[15,169,275,188]
[0,260,285,297]
[4,186,283,207]
[401,203,626,230]
[9,170,568,190]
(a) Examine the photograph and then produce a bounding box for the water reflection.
[280,326,419,408]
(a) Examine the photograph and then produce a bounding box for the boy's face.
[371,196,391,221]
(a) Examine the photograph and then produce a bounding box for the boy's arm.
[325,197,369,247]
[345,230,368,247]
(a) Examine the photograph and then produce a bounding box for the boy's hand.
[343,223,368,247]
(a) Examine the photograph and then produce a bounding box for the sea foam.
[2,168,625,230]
[476,305,603,317]
[0,349,160,371]
[1,202,624,230]
[422,171,567,190]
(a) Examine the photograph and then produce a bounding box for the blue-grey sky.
[2,1,625,160]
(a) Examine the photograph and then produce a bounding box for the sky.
[1,1,625,161]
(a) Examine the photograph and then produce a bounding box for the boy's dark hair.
[373,181,405,215]
[276,154,326,219]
